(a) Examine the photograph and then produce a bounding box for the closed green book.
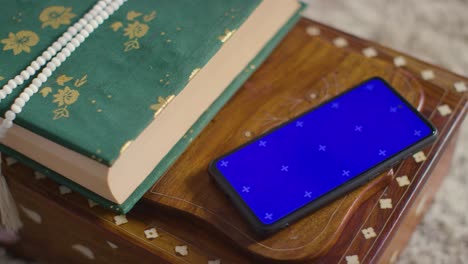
[0,0,303,213]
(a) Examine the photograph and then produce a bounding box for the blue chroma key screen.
[215,78,434,225]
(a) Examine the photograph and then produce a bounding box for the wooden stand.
[2,19,467,263]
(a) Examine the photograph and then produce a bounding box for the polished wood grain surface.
[144,19,467,261]
[2,18,467,263]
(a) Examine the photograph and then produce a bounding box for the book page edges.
[2,123,113,199]
[109,0,301,203]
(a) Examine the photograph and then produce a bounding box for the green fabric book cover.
[0,0,304,213]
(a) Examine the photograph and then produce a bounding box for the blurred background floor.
[303,1,468,263]
[1,1,467,263]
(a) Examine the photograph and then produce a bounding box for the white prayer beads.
[0,0,128,138]
[0,3,105,103]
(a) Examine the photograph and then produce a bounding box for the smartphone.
[209,77,437,235]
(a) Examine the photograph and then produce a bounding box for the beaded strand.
[0,0,113,104]
[0,0,128,138]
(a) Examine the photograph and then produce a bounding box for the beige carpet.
[304,1,468,263]
[1,1,467,263]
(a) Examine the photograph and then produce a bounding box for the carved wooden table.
[2,19,467,264]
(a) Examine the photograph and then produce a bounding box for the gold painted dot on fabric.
[218,29,236,43]
[151,95,175,117]
[160,32,166,35]
[91,100,96,104]
[120,140,133,154]
[176,27,182,31]
[97,109,102,112]
[166,39,172,43]
[107,95,112,99]
[189,68,201,81]
[96,149,102,154]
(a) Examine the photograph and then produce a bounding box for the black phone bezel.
[208,77,437,236]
